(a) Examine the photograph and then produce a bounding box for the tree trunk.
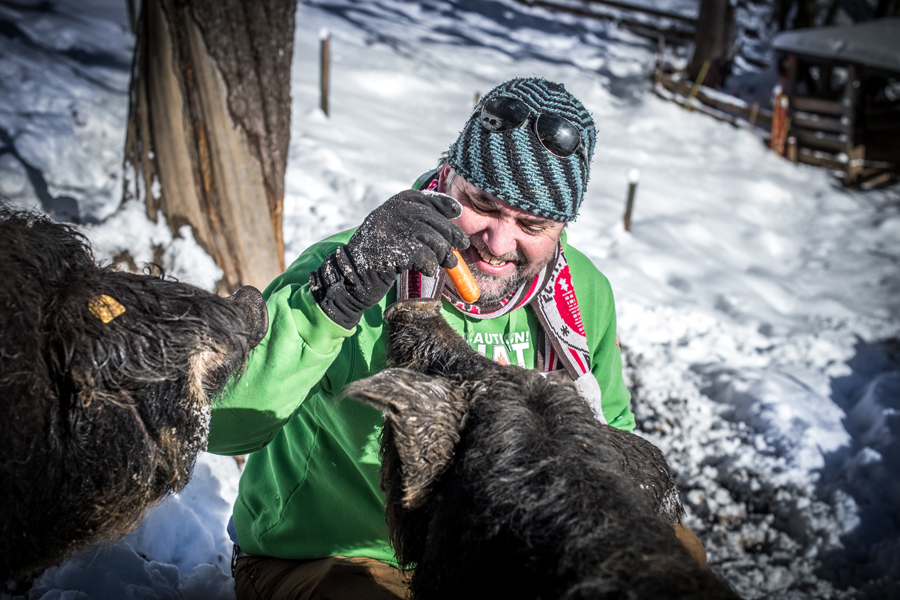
[793,0,818,28]
[123,0,294,293]
[823,0,842,25]
[688,0,735,88]
[876,0,900,17]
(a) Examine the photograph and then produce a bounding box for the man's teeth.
[477,247,508,266]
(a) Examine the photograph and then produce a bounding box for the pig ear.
[346,368,468,509]
[604,425,685,524]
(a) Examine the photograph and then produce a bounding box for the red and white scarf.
[396,229,605,422]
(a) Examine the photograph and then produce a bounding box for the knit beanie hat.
[447,77,596,222]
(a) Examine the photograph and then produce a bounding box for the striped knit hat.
[447,77,595,222]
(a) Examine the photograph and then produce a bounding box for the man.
[208,77,634,599]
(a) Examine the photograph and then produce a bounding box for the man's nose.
[481,218,519,258]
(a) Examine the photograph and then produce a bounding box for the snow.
[2,0,899,598]
[11,453,240,600]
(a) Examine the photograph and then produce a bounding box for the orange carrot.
[445,248,480,303]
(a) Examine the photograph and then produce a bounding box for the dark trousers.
[233,553,409,600]
[231,526,704,599]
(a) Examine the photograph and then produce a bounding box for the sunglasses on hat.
[476,95,589,165]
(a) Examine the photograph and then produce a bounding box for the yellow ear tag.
[88,295,126,324]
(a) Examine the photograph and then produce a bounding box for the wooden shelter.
[772,18,900,186]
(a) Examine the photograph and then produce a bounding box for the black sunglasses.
[477,95,589,165]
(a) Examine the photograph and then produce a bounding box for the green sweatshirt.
[207,229,634,565]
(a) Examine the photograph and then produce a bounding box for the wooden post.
[623,169,639,232]
[685,60,711,111]
[843,64,862,185]
[770,91,790,155]
[846,144,866,184]
[841,64,860,180]
[653,35,665,86]
[779,116,792,156]
[748,101,759,132]
[784,54,798,98]
[787,136,798,163]
[320,29,330,116]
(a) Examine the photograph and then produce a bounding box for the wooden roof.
[772,18,900,74]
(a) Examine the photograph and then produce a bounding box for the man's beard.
[465,241,556,304]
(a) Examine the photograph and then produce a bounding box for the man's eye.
[470,199,495,213]
[522,224,546,235]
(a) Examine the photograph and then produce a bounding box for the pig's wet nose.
[229,285,269,347]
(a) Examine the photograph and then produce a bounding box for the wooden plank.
[790,96,852,117]
[790,113,851,135]
[622,19,694,42]
[652,87,740,126]
[797,149,898,185]
[519,0,695,41]
[657,76,773,127]
[699,90,773,126]
[797,148,842,169]
[578,0,697,24]
[658,75,689,95]
[861,171,897,190]
[793,129,852,153]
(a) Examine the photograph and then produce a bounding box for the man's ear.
[437,163,453,193]
[345,368,468,509]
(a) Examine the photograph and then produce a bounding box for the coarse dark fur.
[347,299,740,600]
[0,206,268,582]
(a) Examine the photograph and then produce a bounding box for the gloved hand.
[309,189,469,329]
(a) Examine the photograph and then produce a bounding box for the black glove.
[309,189,469,329]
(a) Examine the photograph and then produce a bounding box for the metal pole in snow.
[320,28,330,116]
[623,169,639,232]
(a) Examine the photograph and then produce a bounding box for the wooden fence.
[654,73,774,131]
[514,0,696,44]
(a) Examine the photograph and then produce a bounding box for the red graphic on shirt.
[554,265,584,337]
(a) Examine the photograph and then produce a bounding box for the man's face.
[439,165,566,303]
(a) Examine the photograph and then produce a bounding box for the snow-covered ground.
[2,0,899,598]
